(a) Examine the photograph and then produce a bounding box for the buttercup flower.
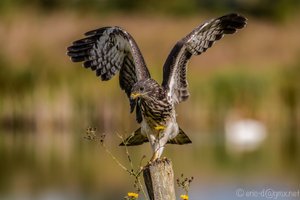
[127,192,139,199]
[180,194,189,200]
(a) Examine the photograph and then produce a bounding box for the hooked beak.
[130,92,141,100]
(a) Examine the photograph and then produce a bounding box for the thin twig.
[118,133,149,200]
[100,142,130,173]
[85,128,150,200]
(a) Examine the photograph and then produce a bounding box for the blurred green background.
[0,0,299,199]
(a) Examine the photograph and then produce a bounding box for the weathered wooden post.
[143,158,176,200]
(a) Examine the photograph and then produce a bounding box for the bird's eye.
[140,87,144,92]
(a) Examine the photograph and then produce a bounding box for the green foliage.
[248,0,300,21]
[278,61,300,165]
[0,0,299,21]
[278,62,300,111]
[209,70,266,111]
[0,58,35,97]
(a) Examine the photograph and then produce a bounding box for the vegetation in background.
[0,4,299,199]
[0,0,299,21]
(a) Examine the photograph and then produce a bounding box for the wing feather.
[67,26,150,122]
[162,13,247,104]
[67,26,150,93]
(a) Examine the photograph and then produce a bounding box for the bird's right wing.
[162,13,247,104]
[67,26,150,122]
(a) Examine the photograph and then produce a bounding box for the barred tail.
[119,127,192,146]
[167,127,192,145]
[119,128,148,146]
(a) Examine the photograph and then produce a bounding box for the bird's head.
[130,79,160,100]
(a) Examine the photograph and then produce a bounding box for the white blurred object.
[225,117,267,153]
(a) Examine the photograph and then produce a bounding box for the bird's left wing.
[161,13,247,104]
[67,27,150,122]
[67,26,150,95]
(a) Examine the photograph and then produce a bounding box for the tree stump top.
[143,158,176,200]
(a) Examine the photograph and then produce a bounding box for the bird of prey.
[67,13,247,161]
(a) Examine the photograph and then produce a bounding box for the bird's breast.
[140,97,174,129]
[141,115,179,144]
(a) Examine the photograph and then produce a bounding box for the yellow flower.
[180,194,189,200]
[127,192,139,199]
[154,125,165,131]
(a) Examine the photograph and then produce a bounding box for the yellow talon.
[154,125,165,131]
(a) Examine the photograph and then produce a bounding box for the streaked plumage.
[67,13,247,161]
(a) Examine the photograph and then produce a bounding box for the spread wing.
[162,13,247,104]
[67,26,150,122]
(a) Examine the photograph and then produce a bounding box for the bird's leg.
[150,142,165,162]
[150,151,160,162]
[148,125,166,162]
